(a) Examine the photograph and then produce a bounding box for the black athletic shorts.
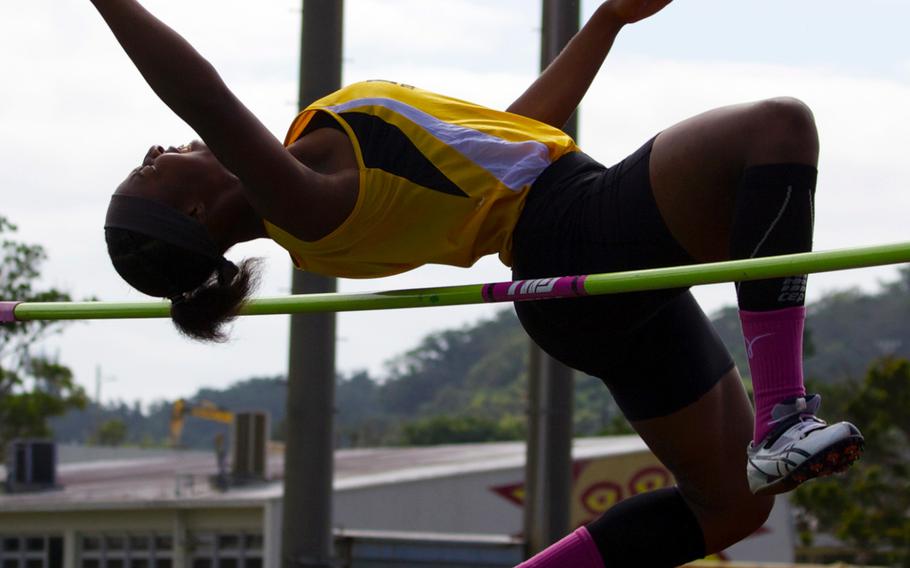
[511,138,735,421]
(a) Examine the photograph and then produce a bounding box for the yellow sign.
[491,449,675,527]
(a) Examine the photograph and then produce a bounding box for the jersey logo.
[341,111,469,198]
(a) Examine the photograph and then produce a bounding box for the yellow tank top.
[263,80,579,278]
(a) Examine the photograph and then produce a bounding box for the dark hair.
[105,228,261,342]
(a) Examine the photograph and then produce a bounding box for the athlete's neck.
[206,184,268,252]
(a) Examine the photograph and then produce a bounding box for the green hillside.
[713,267,910,382]
[51,267,910,448]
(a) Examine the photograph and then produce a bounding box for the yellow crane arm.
[169,399,234,447]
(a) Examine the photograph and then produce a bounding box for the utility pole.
[94,365,115,430]
[524,0,580,559]
[282,2,343,567]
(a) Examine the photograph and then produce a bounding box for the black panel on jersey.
[340,111,469,198]
[301,111,347,136]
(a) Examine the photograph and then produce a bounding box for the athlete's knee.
[757,97,817,135]
[729,492,775,537]
[749,97,819,164]
[717,494,774,550]
[680,483,775,551]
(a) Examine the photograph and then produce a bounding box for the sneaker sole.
[752,434,864,496]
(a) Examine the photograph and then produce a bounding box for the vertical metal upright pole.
[524,0,580,559]
[282,2,343,567]
[541,1,580,140]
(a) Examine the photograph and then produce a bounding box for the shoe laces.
[762,394,823,446]
[770,394,821,424]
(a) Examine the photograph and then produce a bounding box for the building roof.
[0,436,649,513]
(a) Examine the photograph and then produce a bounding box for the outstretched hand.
[601,0,673,25]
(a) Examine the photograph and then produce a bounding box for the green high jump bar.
[3,241,910,323]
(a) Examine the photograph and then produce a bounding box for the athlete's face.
[114,140,237,219]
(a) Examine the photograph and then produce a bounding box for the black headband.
[105,194,220,259]
[105,194,239,297]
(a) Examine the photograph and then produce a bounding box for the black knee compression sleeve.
[586,487,706,567]
[730,164,817,311]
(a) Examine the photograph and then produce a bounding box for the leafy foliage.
[379,310,528,417]
[53,377,288,449]
[792,357,910,566]
[92,418,128,447]
[51,310,626,448]
[48,266,910,462]
[400,414,524,446]
[0,217,87,449]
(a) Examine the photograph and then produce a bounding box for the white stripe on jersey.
[328,97,552,192]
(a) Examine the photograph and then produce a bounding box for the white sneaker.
[747,394,863,496]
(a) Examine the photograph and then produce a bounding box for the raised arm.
[89,0,341,238]
[507,0,672,129]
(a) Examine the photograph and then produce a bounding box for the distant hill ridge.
[52,268,910,449]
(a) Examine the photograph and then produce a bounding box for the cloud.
[4,2,909,404]
[344,0,537,73]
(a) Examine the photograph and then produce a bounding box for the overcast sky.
[2,1,909,407]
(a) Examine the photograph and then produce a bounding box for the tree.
[399,414,524,446]
[0,217,88,448]
[93,418,128,447]
[792,357,910,566]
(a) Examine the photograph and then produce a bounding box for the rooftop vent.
[5,439,57,493]
[231,412,268,482]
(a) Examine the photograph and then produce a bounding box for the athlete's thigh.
[648,100,801,262]
[649,102,771,261]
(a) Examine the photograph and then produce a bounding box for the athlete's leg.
[649,96,818,261]
[623,369,772,555]
[516,292,772,566]
[584,294,771,565]
[650,96,816,438]
[511,122,811,566]
[648,97,862,495]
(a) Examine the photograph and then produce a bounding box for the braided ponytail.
[105,227,262,343]
[170,258,261,342]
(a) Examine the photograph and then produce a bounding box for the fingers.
[647,0,674,17]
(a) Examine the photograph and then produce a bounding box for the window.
[152,537,171,553]
[0,536,63,568]
[75,531,261,568]
[188,533,262,568]
[78,534,171,568]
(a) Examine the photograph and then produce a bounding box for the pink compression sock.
[740,307,808,443]
[517,527,604,568]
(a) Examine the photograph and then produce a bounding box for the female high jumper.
[92,0,863,565]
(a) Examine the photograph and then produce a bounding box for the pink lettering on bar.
[482,276,588,303]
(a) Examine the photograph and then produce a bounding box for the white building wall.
[333,455,797,563]
[335,468,524,535]
[0,507,265,568]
